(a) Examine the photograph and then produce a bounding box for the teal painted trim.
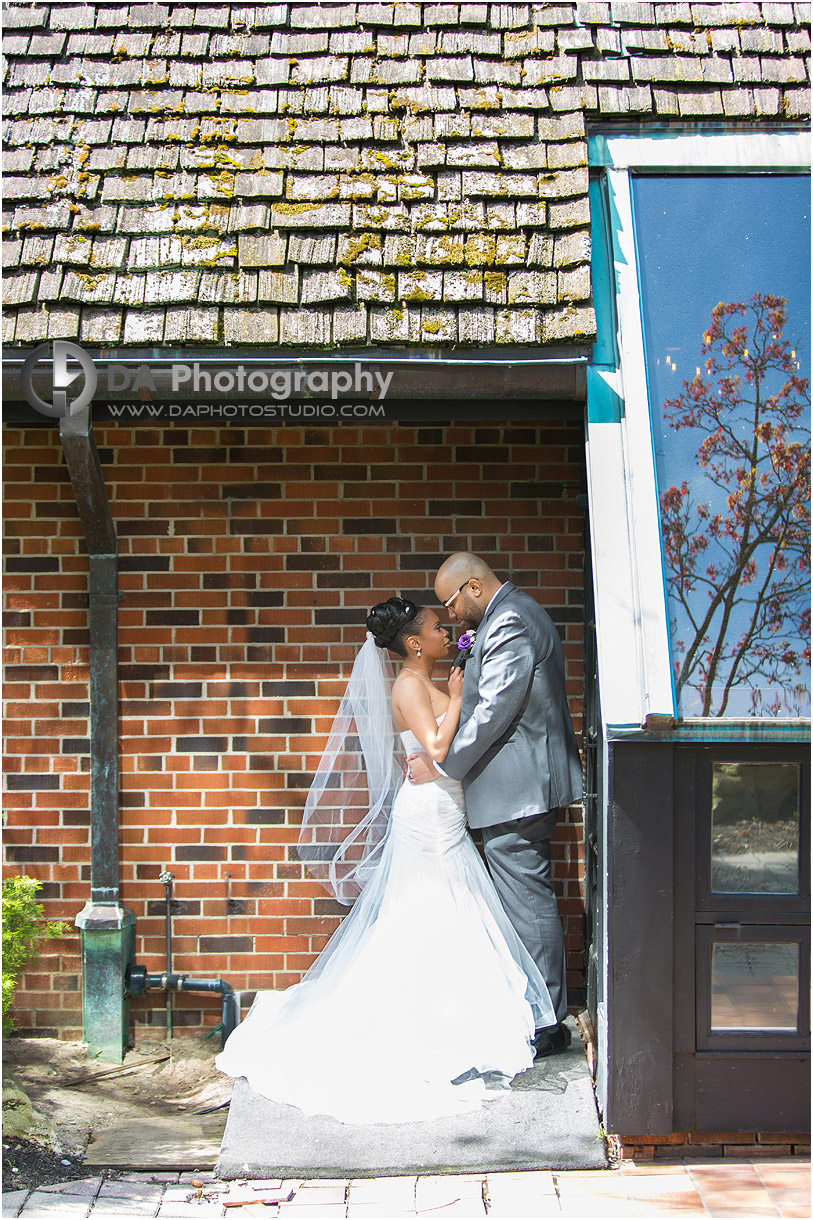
[606,720,810,744]
[586,365,623,423]
[588,134,613,167]
[588,173,624,424]
[589,176,618,367]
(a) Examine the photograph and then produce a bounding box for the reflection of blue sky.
[632,174,811,716]
[634,175,810,472]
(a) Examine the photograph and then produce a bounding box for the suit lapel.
[459,583,514,711]
[466,582,514,667]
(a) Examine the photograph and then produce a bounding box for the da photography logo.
[21,341,97,418]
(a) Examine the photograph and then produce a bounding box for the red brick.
[4,421,586,1038]
[621,1133,686,1146]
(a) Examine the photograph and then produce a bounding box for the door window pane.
[711,941,799,1032]
[711,762,800,894]
[633,175,811,719]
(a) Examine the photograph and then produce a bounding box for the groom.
[407,552,583,1057]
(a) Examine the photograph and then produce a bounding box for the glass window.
[710,941,799,1032]
[633,175,811,720]
[711,761,800,895]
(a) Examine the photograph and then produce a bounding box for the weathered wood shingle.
[2,0,809,347]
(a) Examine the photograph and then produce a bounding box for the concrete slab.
[36,1178,103,1196]
[217,1017,606,1179]
[14,1192,88,1215]
[484,1170,560,1220]
[1,1190,29,1218]
[97,1179,165,1203]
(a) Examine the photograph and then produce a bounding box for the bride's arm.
[392,667,464,763]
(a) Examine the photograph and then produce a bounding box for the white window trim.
[590,131,810,172]
[587,131,811,733]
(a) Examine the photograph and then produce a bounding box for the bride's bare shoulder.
[392,670,423,731]
[393,668,443,714]
[392,668,424,705]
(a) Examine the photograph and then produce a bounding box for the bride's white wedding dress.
[215,722,556,1125]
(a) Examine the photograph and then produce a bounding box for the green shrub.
[2,876,69,1034]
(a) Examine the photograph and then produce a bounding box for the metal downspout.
[61,404,135,1062]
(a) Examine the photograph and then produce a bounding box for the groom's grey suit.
[441,582,583,1024]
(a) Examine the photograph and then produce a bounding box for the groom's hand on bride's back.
[405,751,440,784]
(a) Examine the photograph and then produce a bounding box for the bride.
[215,596,556,1124]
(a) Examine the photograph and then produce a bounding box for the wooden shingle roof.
[3,1,810,349]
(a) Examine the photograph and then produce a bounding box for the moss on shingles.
[73,271,106,289]
[421,317,448,334]
[269,201,327,216]
[339,233,380,264]
[214,146,243,170]
[211,171,236,198]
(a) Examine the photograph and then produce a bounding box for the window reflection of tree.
[659,294,811,718]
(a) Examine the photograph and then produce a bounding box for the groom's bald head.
[436,552,494,588]
[435,552,503,626]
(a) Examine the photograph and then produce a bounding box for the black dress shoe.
[533,1022,572,1060]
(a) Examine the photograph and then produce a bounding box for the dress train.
[215,728,555,1124]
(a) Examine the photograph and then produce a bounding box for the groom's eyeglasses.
[442,579,473,610]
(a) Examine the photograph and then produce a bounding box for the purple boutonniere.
[452,630,476,671]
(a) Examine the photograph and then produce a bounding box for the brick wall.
[3,418,586,1038]
[618,1133,811,1161]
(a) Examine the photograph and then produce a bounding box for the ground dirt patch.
[2,1034,232,1191]
[2,1137,89,1193]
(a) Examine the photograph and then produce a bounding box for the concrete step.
[217,1016,606,1179]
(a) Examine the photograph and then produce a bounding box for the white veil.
[297,633,403,905]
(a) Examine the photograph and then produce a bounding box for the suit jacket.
[441,582,583,830]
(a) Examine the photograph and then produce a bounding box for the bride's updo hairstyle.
[367,596,427,658]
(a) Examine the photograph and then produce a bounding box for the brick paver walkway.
[2,1160,809,1219]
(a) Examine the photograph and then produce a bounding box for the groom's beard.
[456,597,484,632]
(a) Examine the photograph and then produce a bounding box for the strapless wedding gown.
[215,723,556,1124]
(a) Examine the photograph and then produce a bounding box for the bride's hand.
[448,665,464,699]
